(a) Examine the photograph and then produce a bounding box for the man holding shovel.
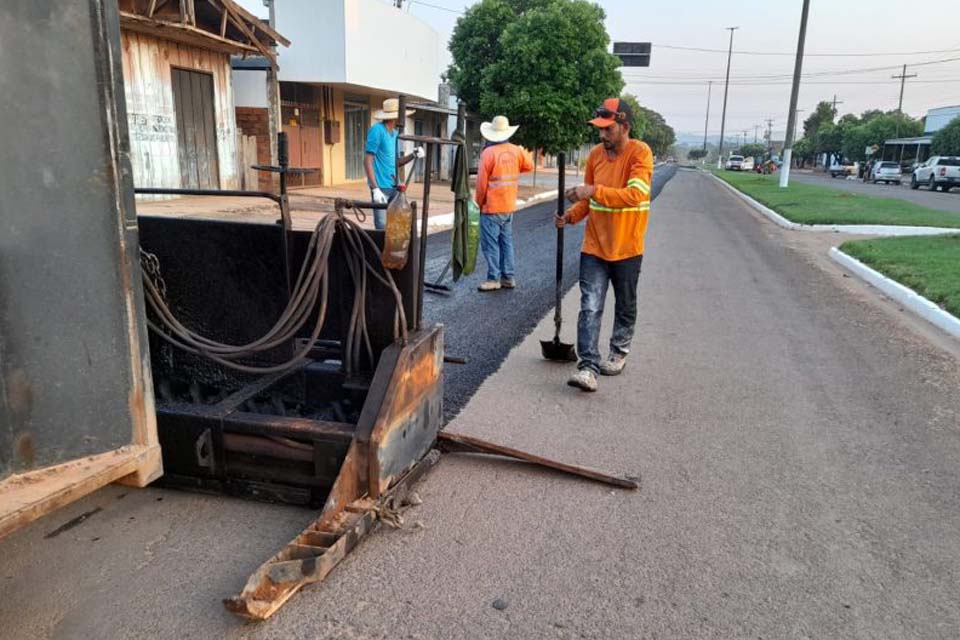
[555,98,654,392]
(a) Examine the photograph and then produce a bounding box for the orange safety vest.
[474,143,535,214]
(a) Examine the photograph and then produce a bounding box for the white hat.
[480,115,520,142]
[374,98,416,121]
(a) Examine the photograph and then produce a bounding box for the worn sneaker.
[477,280,502,292]
[599,353,627,376]
[500,278,517,289]
[567,369,598,392]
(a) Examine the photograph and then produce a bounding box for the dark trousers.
[577,253,643,374]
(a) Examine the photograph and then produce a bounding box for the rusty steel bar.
[437,431,640,490]
[416,143,433,330]
[134,187,281,204]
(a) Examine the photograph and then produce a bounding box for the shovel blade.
[540,338,577,362]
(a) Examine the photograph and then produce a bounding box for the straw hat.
[480,115,520,142]
[374,98,416,121]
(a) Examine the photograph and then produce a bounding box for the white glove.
[413,146,426,159]
[372,188,388,204]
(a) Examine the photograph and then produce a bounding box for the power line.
[653,43,960,57]
[620,54,960,82]
[408,0,463,13]
[622,79,960,86]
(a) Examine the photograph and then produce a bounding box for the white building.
[238,0,446,187]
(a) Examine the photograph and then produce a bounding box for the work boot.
[500,278,516,289]
[599,352,627,376]
[477,280,501,292]
[567,369,598,392]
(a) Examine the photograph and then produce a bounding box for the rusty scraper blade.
[437,431,640,490]
[540,337,577,362]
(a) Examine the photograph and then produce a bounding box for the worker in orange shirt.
[474,115,535,291]
[555,98,654,392]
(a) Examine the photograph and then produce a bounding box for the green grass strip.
[712,169,960,228]
[841,234,960,318]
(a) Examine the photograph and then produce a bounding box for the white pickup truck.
[911,156,960,192]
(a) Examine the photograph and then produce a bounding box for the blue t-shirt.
[365,122,398,189]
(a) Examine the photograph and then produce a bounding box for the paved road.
[426,163,677,420]
[789,170,960,214]
[4,167,960,639]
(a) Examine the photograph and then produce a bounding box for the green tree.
[842,113,923,161]
[446,0,553,114]
[739,143,766,158]
[451,0,623,154]
[932,116,960,155]
[688,148,708,161]
[803,100,836,139]
[633,104,675,157]
[618,93,649,139]
[793,137,813,167]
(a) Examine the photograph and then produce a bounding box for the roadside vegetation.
[841,235,960,318]
[712,169,960,228]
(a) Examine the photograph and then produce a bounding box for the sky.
[238,0,960,141]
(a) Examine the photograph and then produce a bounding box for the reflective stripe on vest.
[589,199,651,213]
[627,178,651,195]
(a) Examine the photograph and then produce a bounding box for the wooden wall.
[120,30,238,192]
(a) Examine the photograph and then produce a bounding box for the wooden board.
[0,444,162,540]
[172,67,220,189]
[121,29,238,193]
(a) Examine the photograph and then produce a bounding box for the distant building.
[264,0,449,187]
[118,0,287,194]
[882,105,960,165]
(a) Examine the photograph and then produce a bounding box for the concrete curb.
[830,247,960,340]
[709,172,958,237]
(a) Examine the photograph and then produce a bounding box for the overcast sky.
[239,0,960,140]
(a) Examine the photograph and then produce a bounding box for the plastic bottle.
[381,184,413,270]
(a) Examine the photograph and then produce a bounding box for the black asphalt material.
[424,163,678,421]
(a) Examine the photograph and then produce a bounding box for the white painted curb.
[830,247,960,339]
[709,172,958,237]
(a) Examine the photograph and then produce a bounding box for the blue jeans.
[479,213,515,282]
[370,187,397,231]
[577,253,643,373]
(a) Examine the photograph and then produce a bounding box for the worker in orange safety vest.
[474,115,535,292]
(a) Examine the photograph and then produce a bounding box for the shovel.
[541,152,578,362]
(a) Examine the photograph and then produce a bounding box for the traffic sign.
[614,42,651,67]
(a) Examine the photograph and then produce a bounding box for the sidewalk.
[135,176,562,232]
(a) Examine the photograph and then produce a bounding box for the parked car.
[829,160,855,178]
[911,156,960,191]
[740,157,755,171]
[870,161,902,185]
[725,155,745,171]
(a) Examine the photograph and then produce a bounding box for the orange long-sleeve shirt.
[567,139,654,261]
[475,142,535,214]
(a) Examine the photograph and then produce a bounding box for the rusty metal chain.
[139,248,167,301]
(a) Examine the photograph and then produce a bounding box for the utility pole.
[779,0,811,188]
[831,94,844,118]
[766,118,774,152]
[702,81,712,153]
[892,64,917,138]
[264,0,281,189]
[717,26,738,169]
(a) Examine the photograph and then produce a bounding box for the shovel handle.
[554,153,566,333]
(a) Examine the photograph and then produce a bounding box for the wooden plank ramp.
[0,444,162,539]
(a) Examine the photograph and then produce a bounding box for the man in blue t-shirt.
[365,98,424,229]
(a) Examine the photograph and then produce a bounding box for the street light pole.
[702,81,712,153]
[780,0,811,188]
[717,26,738,169]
